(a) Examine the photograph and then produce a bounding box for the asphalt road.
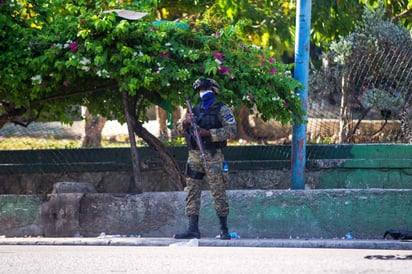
[0,245,411,274]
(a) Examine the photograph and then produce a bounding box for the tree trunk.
[122,92,185,192]
[132,120,185,191]
[339,75,349,143]
[122,92,143,194]
[156,105,182,141]
[81,108,107,148]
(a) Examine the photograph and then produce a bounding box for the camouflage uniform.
[174,78,236,240]
[176,104,237,217]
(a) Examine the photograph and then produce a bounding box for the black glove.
[183,114,194,129]
[199,128,211,137]
[183,118,191,129]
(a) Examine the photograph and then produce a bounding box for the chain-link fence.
[308,44,411,146]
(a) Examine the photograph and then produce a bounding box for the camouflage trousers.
[184,148,229,217]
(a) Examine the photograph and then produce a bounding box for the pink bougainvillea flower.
[212,33,221,37]
[270,68,277,74]
[188,23,200,31]
[284,102,290,108]
[63,81,68,87]
[269,58,275,63]
[213,52,223,62]
[70,42,77,53]
[239,42,244,47]
[219,66,230,74]
[159,52,171,58]
[247,93,254,100]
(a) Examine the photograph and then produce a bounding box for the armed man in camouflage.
[174,78,237,240]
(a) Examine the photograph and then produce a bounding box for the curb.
[0,237,411,250]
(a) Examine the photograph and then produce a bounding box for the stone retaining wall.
[1,189,411,239]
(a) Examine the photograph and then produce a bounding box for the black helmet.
[192,78,220,94]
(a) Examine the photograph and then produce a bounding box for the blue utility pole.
[291,0,311,190]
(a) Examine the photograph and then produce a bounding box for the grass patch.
[0,137,130,150]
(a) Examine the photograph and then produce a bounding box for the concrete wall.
[1,189,411,239]
[0,144,411,239]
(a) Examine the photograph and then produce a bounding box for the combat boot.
[173,215,201,239]
[219,216,231,240]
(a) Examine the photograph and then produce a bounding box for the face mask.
[199,90,213,98]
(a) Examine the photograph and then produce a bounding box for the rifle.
[185,97,208,170]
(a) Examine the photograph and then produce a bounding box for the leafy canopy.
[0,0,305,129]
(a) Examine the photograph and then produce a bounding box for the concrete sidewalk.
[0,237,411,250]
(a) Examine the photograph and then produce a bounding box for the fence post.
[291,0,311,190]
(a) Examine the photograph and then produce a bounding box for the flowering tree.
[0,1,304,191]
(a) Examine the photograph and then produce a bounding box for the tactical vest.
[186,101,227,150]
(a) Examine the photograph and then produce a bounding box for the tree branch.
[31,84,119,104]
[392,8,412,21]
